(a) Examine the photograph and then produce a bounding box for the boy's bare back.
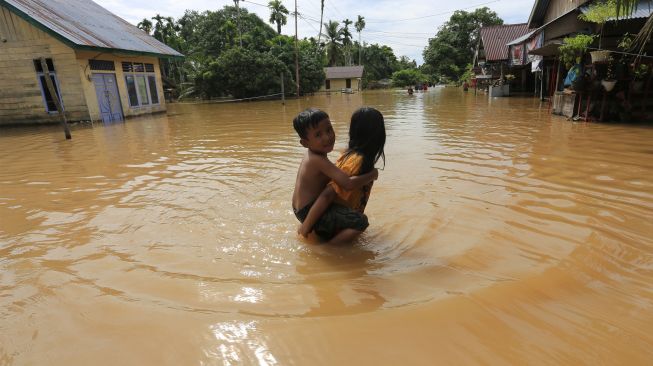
[292,150,332,211]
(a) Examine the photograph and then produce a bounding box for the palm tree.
[137,18,153,34]
[355,15,365,65]
[325,20,343,66]
[151,14,165,42]
[615,0,652,54]
[342,18,353,65]
[268,0,289,34]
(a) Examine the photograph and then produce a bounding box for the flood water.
[1,88,653,365]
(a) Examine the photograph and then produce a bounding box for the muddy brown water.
[1,88,652,365]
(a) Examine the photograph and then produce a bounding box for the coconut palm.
[137,18,153,34]
[325,20,343,66]
[268,0,289,34]
[342,18,353,65]
[355,15,365,65]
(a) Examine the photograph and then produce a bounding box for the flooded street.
[1,88,653,365]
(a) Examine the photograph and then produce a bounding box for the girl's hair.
[346,107,386,174]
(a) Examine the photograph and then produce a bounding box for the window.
[89,59,115,71]
[325,80,331,90]
[122,62,159,107]
[33,58,63,113]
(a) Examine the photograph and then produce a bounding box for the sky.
[94,0,536,65]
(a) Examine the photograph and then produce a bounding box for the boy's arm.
[315,157,378,191]
[298,185,336,237]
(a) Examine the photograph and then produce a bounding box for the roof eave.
[0,0,184,60]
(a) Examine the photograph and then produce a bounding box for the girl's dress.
[328,152,373,213]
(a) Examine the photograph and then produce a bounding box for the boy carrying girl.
[291,108,378,244]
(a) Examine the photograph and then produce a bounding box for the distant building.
[322,66,364,92]
[0,0,183,125]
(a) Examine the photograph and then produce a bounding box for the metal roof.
[0,0,183,58]
[580,0,653,20]
[479,23,530,61]
[528,0,551,28]
[507,30,537,46]
[324,66,364,79]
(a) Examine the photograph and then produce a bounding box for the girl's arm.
[298,185,337,237]
[315,157,378,190]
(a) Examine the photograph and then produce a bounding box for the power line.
[298,14,320,34]
[365,29,435,35]
[362,32,431,40]
[363,36,427,48]
[364,0,501,23]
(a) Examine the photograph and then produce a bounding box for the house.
[520,0,653,119]
[0,0,183,125]
[474,23,531,95]
[322,66,364,92]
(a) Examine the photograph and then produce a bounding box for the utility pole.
[294,0,300,96]
[234,0,243,47]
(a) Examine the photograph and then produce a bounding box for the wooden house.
[0,0,183,125]
[520,0,653,119]
[321,66,364,92]
[474,23,531,96]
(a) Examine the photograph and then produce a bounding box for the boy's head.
[293,108,329,139]
[293,108,335,154]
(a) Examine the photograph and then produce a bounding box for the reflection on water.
[1,89,652,365]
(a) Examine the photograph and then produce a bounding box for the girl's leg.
[298,185,337,237]
[326,228,363,245]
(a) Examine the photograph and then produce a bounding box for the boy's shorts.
[294,202,369,240]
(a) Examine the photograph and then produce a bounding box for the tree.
[324,20,343,66]
[423,7,502,81]
[211,48,285,98]
[355,15,365,65]
[361,43,399,85]
[397,56,416,70]
[268,0,289,34]
[137,18,152,34]
[342,18,353,65]
[392,69,427,87]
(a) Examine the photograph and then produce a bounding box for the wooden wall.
[543,0,591,24]
[0,5,90,125]
[320,78,362,92]
[75,51,167,121]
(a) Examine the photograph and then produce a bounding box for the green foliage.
[268,0,289,34]
[459,64,474,84]
[559,34,596,67]
[324,20,343,66]
[633,63,650,80]
[204,48,285,99]
[579,0,617,24]
[392,69,427,87]
[605,56,617,80]
[423,7,503,82]
[360,44,398,85]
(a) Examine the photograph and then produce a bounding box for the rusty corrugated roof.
[1,0,183,58]
[324,66,364,79]
[479,23,530,61]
